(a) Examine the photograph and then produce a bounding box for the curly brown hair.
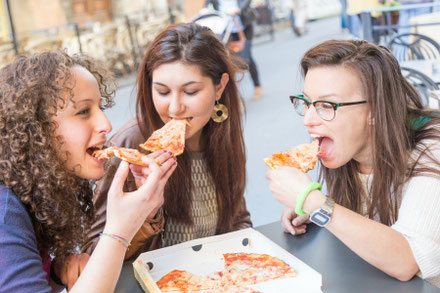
[0,51,116,260]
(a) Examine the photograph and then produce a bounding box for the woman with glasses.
[267,39,440,287]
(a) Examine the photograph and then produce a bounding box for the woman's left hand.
[266,166,313,209]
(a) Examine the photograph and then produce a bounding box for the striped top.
[162,152,218,247]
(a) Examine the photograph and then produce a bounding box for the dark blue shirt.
[0,185,51,292]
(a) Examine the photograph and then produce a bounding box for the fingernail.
[173,156,177,160]
[163,150,167,153]
[173,162,177,166]
[168,151,173,155]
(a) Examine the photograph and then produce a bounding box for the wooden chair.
[387,33,440,61]
[401,66,440,108]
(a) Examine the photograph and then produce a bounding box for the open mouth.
[310,134,333,159]
[86,145,104,156]
[170,117,192,122]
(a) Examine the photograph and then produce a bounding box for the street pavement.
[104,16,350,227]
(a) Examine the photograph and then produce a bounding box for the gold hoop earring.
[211,100,229,123]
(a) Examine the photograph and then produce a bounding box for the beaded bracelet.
[100,233,131,249]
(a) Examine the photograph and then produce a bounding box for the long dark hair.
[136,23,246,231]
[0,51,116,260]
[301,39,440,225]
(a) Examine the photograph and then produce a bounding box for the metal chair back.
[401,66,440,108]
[388,33,440,61]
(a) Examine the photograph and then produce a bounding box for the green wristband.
[295,182,322,216]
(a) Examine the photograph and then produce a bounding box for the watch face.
[310,211,330,227]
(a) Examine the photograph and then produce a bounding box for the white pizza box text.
[134,228,322,292]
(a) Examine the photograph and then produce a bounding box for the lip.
[170,117,192,121]
[88,140,107,149]
[308,131,327,137]
[86,140,106,161]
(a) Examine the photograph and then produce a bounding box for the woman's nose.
[168,94,185,115]
[303,105,321,127]
[96,109,112,134]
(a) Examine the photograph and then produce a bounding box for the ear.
[215,73,229,101]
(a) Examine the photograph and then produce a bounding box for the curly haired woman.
[0,51,176,292]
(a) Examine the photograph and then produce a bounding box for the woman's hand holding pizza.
[266,166,313,209]
[104,153,176,241]
[130,150,177,218]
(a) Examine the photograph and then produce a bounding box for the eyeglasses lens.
[315,102,335,121]
[293,97,306,116]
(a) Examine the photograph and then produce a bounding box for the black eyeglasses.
[289,94,367,121]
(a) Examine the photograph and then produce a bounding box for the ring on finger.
[155,159,162,166]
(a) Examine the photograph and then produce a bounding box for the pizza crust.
[263,140,319,172]
[93,146,148,166]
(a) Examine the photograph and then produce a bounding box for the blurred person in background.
[291,0,308,36]
[267,39,440,287]
[206,0,264,99]
[339,0,349,32]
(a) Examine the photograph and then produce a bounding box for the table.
[115,221,440,293]
[400,59,440,84]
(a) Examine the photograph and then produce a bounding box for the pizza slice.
[92,146,148,167]
[221,253,296,287]
[263,140,319,172]
[140,119,188,156]
[156,269,213,292]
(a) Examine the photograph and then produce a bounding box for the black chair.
[401,66,440,107]
[387,33,440,61]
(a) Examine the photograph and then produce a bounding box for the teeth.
[310,134,322,139]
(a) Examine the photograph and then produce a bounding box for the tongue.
[318,137,334,158]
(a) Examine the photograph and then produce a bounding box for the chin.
[321,159,340,170]
[77,167,105,180]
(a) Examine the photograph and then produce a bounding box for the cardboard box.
[133,228,322,292]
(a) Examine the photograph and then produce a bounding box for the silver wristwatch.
[309,197,335,227]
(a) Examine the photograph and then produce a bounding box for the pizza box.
[133,228,322,292]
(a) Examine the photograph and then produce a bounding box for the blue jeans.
[348,14,361,38]
[340,0,348,29]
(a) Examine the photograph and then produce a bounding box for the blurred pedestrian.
[339,0,349,32]
[291,0,308,36]
[207,0,264,99]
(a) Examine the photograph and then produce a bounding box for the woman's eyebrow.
[153,81,202,87]
[303,91,338,100]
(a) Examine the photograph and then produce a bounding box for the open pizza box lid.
[133,228,322,292]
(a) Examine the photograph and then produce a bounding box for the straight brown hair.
[301,40,440,225]
[136,23,246,231]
